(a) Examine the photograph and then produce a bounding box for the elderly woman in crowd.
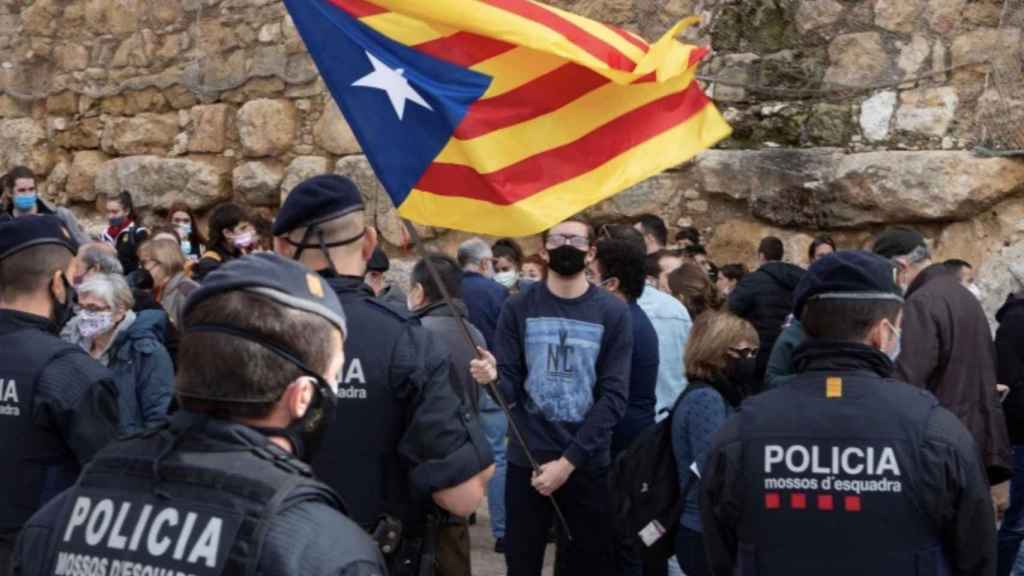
[671,312,758,576]
[63,273,174,434]
[138,238,199,327]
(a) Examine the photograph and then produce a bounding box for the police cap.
[0,215,78,260]
[272,174,364,236]
[367,246,390,273]
[793,250,903,319]
[183,252,347,337]
[872,227,927,259]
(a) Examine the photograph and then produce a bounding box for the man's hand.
[531,457,575,497]
[470,348,498,385]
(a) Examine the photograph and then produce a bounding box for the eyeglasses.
[728,346,759,359]
[546,234,590,249]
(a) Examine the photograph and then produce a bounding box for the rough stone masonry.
[2,0,1024,322]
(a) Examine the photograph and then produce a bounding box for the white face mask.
[968,283,983,301]
[79,310,116,339]
[494,270,518,288]
[232,231,256,248]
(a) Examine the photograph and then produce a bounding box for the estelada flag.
[283,0,732,237]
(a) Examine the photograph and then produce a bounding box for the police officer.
[14,253,387,575]
[272,175,494,573]
[0,216,120,573]
[701,251,995,575]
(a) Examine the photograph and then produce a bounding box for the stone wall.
[2,0,1024,319]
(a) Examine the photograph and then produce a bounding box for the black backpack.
[609,382,708,561]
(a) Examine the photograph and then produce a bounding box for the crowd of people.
[0,164,1023,576]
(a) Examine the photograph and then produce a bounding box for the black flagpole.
[401,219,573,542]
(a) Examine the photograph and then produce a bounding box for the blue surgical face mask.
[13,194,36,212]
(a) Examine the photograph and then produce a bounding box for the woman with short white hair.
[63,272,174,433]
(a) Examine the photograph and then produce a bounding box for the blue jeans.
[480,405,507,539]
[999,446,1024,576]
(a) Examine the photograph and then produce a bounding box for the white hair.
[79,272,134,312]
[79,243,124,275]
[457,237,492,269]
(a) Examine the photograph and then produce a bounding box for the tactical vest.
[735,371,947,575]
[44,417,343,576]
[0,326,85,534]
[314,280,419,533]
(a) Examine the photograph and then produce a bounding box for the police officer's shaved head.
[0,245,73,303]
[178,254,347,420]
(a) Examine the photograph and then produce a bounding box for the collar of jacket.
[414,299,469,319]
[0,308,53,335]
[320,270,375,298]
[792,340,895,378]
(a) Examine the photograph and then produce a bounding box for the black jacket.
[997,293,1024,444]
[727,261,805,386]
[14,412,387,576]
[898,270,1011,484]
[702,341,995,576]
[414,300,487,413]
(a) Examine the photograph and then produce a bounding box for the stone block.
[824,33,890,87]
[238,98,297,158]
[314,99,360,155]
[54,43,89,71]
[897,35,930,76]
[796,0,844,33]
[94,155,230,211]
[100,113,179,155]
[0,118,51,174]
[895,86,958,137]
[54,117,102,149]
[860,91,897,142]
[927,0,966,34]
[189,104,232,153]
[47,92,77,116]
[875,0,922,32]
[282,156,329,201]
[234,161,285,206]
[66,150,110,202]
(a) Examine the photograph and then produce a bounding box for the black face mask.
[547,245,588,277]
[251,377,336,463]
[722,355,759,405]
[184,323,338,463]
[50,273,76,334]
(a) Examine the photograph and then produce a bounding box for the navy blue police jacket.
[701,341,995,576]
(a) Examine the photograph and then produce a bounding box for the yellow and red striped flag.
[284,0,732,236]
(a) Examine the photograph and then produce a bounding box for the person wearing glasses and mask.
[13,253,388,576]
[669,311,757,576]
[471,216,632,576]
[701,251,996,576]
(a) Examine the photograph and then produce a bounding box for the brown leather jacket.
[896,266,1012,484]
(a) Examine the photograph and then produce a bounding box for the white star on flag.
[351,51,433,121]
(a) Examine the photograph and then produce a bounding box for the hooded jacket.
[996,293,1024,444]
[897,270,1012,484]
[64,310,174,434]
[727,261,805,388]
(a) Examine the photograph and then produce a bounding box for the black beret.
[872,227,927,259]
[272,174,364,236]
[0,215,78,260]
[366,246,390,272]
[793,251,903,319]
[184,253,347,337]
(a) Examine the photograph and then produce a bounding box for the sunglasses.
[729,346,759,359]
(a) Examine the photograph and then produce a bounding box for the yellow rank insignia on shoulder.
[826,377,843,398]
